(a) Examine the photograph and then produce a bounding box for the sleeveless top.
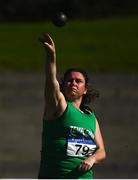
[38,101,97,179]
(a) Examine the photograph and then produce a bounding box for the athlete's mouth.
[71,87,77,91]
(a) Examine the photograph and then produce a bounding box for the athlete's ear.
[83,87,87,95]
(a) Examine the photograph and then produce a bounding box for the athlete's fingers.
[43,33,54,46]
[78,161,92,172]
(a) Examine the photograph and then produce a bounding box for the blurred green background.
[0,16,138,72]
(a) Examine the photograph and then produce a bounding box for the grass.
[0,16,138,73]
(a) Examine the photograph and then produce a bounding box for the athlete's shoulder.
[81,105,93,114]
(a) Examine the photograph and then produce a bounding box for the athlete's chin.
[70,92,78,97]
[66,94,80,101]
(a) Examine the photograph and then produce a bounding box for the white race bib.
[67,137,97,157]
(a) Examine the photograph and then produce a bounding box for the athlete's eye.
[75,79,84,83]
[66,78,73,83]
[66,78,84,83]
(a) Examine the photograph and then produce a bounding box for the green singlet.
[38,102,97,179]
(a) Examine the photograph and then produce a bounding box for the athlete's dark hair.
[60,68,99,113]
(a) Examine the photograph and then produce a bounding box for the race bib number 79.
[67,137,97,157]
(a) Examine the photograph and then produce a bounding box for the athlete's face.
[63,71,87,101]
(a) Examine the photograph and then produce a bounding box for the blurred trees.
[0,0,137,21]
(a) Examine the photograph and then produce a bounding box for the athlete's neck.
[71,100,81,110]
[66,96,82,110]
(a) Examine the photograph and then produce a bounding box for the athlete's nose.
[71,79,77,85]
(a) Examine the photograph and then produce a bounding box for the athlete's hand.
[78,156,96,172]
[39,33,56,59]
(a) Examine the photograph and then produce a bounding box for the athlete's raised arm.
[39,34,66,120]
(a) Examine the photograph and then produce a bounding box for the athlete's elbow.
[98,148,106,162]
[102,149,106,160]
[94,148,106,164]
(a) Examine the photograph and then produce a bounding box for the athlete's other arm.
[78,119,106,171]
[39,34,66,120]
